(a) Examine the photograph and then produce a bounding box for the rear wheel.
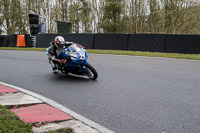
[84,63,98,80]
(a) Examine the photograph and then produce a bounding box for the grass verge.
[0,105,33,133]
[0,47,45,51]
[87,49,200,60]
[0,47,200,60]
[44,128,73,133]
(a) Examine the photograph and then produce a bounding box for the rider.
[48,36,73,74]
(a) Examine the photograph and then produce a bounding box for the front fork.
[80,61,88,75]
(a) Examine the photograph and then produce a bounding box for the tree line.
[0,0,200,35]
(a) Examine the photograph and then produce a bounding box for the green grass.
[44,128,72,133]
[0,47,200,60]
[87,49,200,60]
[0,47,45,51]
[0,105,33,133]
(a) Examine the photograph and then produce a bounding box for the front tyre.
[84,63,98,80]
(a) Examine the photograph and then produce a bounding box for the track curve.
[0,50,200,133]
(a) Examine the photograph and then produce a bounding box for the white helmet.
[54,36,65,49]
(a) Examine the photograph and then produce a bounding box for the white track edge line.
[0,81,115,133]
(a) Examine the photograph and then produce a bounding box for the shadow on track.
[47,73,97,83]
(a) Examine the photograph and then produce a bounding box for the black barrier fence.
[1,34,200,54]
[94,34,128,50]
[25,34,32,47]
[166,34,200,54]
[0,34,32,47]
[0,35,9,47]
[8,35,17,47]
[36,33,200,54]
[36,33,94,48]
[128,34,166,52]
[0,35,17,47]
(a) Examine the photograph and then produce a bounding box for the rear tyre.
[84,63,98,80]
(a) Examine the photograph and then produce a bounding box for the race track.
[0,50,200,133]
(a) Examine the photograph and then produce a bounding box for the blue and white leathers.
[60,44,88,66]
[47,44,98,80]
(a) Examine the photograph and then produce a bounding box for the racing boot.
[53,67,59,74]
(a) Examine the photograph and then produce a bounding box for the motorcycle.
[46,44,98,80]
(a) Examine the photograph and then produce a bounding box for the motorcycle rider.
[48,36,73,74]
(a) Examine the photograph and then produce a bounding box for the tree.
[0,0,4,35]
[68,0,81,33]
[0,0,199,34]
[147,0,162,33]
[79,0,92,33]
[1,0,20,34]
[99,0,125,33]
[161,0,199,34]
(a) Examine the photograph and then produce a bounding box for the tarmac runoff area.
[0,81,115,133]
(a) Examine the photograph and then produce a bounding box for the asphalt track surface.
[0,50,200,133]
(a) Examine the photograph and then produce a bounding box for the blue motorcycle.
[47,44,98,80]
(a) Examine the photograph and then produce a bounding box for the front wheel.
[84,63,98,80]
